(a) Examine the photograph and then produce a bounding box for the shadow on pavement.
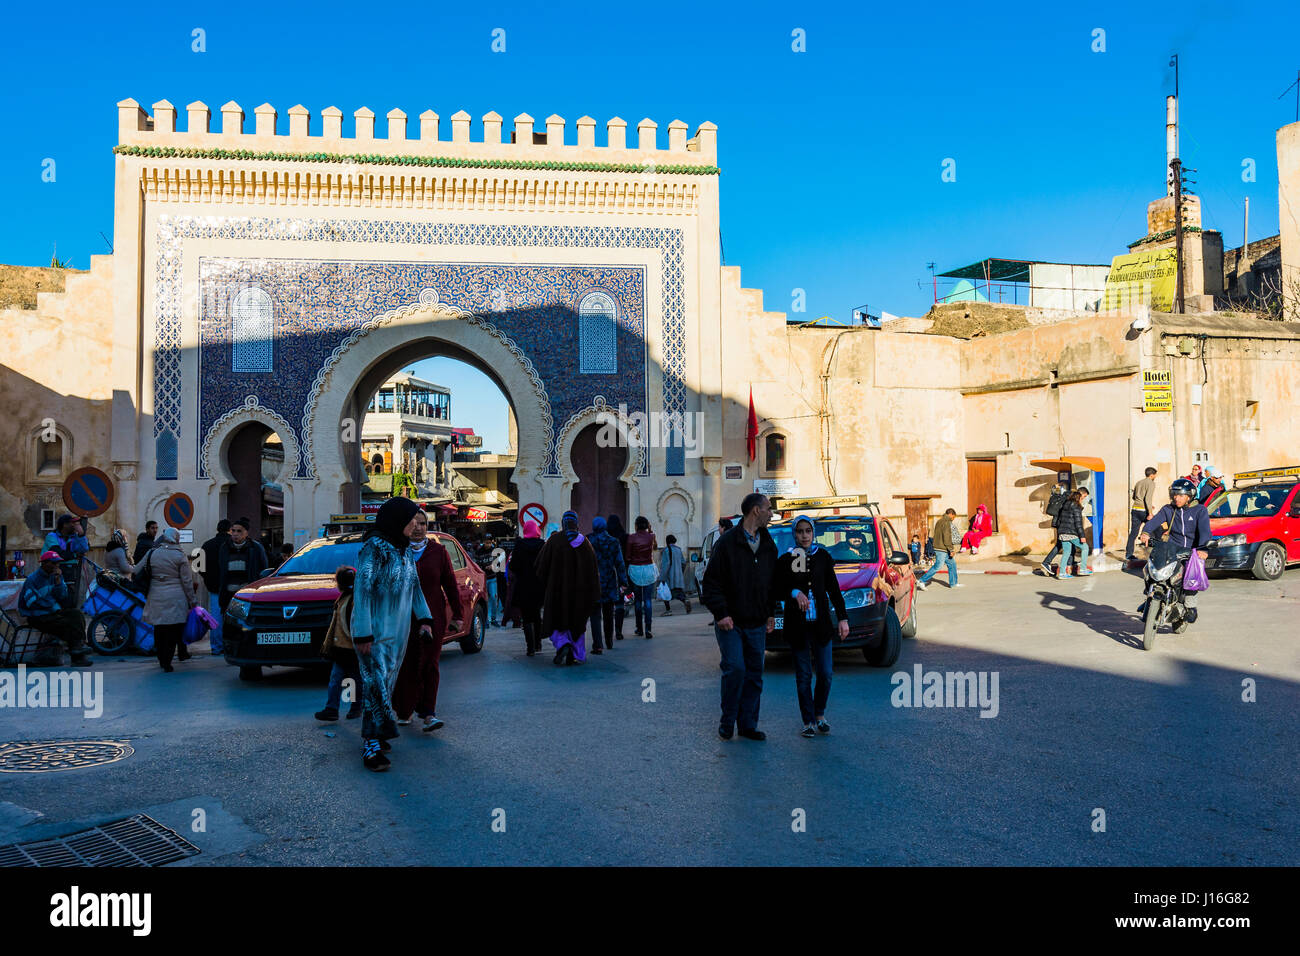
[1036,589,1145,650]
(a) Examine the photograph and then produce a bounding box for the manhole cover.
[0,740,134,773]
[0,814,199,867]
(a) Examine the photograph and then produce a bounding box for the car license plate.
[257,631,312,645]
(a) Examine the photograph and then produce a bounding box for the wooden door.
[569,423,628,534]
[903,498,931,548]
[967,459,998,532]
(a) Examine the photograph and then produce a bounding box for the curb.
[924,559,1142,577]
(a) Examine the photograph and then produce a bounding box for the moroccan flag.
[746,386,758,462]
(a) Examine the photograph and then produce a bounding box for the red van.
[223,531,488,680]
[1204,466,1300,581]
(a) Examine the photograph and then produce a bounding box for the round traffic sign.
[520,502,547,529]
[62,467,115,517]
[163,492,195,529]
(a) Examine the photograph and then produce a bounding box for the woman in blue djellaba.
[351,497,436,772]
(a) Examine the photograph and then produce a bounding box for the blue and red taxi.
[1204,466,1300,581]
[767,496,918,667]
[223,530,488,680]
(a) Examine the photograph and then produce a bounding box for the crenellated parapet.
[115,99,719,173]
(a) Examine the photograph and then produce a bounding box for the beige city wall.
[960,313,1141,551]
[0,256,119,554]
[1152,315,1300,478]
[715,268,965,529]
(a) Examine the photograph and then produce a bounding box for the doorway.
[569,423,628,533]
[966,458,998,531]
[224,423,284,550]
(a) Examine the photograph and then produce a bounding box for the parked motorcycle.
[1139,539,1197,650]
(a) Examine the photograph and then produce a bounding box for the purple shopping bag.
[1183,549,1209,592]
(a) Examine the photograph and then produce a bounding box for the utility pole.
[1172,158,1185,314]
[927,262,937,304]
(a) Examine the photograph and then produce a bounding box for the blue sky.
[3,0,1296,451]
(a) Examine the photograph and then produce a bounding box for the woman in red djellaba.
[961,504,993,555]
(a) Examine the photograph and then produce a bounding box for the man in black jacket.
[199,519,231,653]
[216,517,269,610]
[701,493,779,741]
[133,521,158,563]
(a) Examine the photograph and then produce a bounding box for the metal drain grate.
[0,814,200,867]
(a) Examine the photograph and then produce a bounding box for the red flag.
[746,386,758,462]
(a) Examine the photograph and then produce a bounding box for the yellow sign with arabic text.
[1102,249,1177,312]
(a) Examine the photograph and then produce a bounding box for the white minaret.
[1165,95,1178,196]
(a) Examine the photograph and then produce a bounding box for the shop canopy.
[1029,456,1105,473]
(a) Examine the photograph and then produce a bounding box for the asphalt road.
[2,567,1297,866]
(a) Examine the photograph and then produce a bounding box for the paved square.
[2,569,1296,865]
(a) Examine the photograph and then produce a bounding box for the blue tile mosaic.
[152,217,686,481]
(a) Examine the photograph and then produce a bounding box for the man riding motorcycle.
[1137,477,1211,621]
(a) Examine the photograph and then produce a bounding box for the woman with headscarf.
[960,505,993,555]
[535,511,600,666]
[134,527,198,671]
[104,528,134,579]
[605,514,631,638]
[392,510,462,732]
[508,520,547,655]
[351,497,436,771]
[772,515,849,738]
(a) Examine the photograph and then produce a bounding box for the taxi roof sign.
[770,494,867,511]
[1232,466,1300,484]
[329,513,377,523]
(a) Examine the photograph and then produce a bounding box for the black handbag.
[134,550,155,597]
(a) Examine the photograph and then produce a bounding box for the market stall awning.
[1030,456,1106,473]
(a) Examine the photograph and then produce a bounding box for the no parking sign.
[520,502,547,529]
[163,492,195,529]
[62,467,115,517]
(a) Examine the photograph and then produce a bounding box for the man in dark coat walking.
[701,493,779,741]
[535,511,600,666]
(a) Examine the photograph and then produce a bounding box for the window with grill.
[231,287,274,373]
[578,291,618,375]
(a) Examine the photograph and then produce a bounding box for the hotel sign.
[1141,369,1173,412]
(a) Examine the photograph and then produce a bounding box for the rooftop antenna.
[1280,69,1300,123]
[927,261,937,304]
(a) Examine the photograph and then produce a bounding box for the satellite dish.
[1130,312,1152,331]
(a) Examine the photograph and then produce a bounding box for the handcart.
[81,562,154,655]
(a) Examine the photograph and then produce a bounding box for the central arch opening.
[343,337,521,539]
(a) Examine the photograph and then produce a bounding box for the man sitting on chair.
[18,551,92,667]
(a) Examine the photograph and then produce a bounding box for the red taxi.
[223,531,488,680]
[767,498,918,667]
[1204,466,1300,581]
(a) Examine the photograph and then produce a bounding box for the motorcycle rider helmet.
[1169,477,1197,498]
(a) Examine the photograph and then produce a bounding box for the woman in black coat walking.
[508,519,547,655]
[605,514,631,639]
[772,515,849,738]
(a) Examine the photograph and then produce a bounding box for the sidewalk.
[919,548,1139,578]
